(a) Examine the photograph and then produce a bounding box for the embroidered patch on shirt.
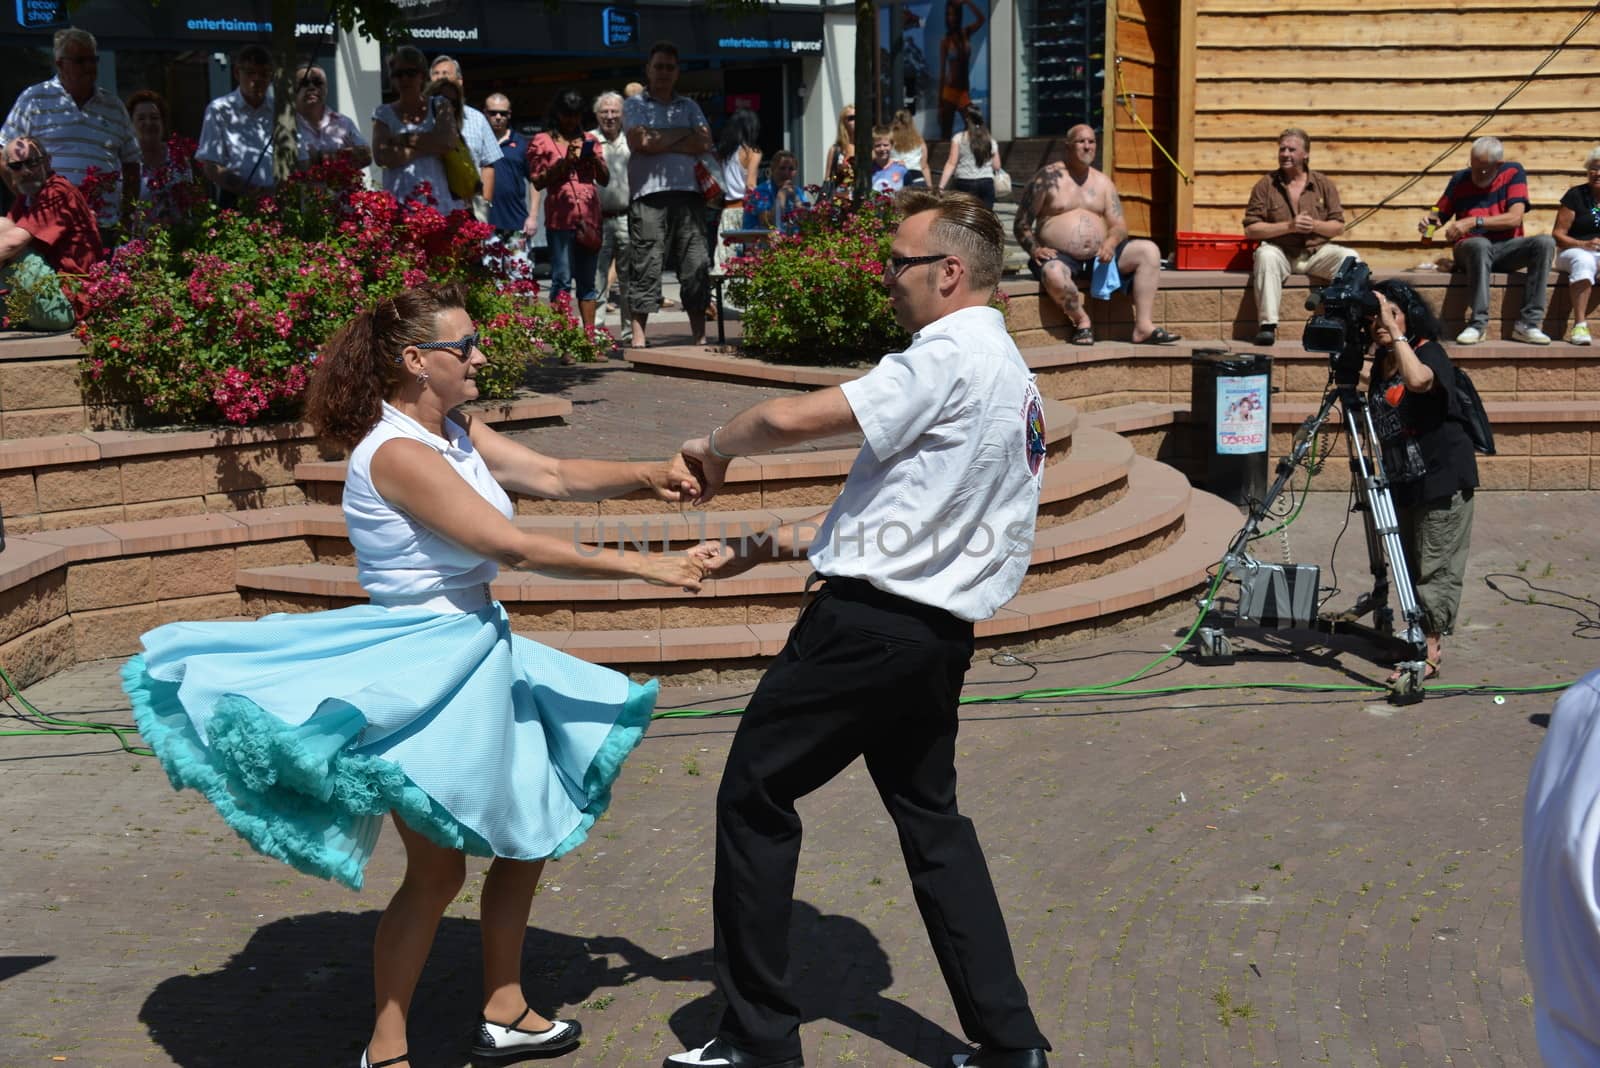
[1023,386,1047,477]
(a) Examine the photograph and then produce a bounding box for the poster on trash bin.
[1216,374,1268,454]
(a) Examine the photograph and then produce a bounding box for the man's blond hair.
[895,189,1004,290]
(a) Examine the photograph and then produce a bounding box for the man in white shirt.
[428,54,499,221]
[196,44,276,201]
[666,189,1053,1068]
[590,90,632,327]
[292,64,370,168]
[623,40,713,348]
[0,27,139,235]
[1523,666,1600,1064]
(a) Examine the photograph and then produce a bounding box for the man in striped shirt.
[1422,136,1556,346]
[0,28,138,239]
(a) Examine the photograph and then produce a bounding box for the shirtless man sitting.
[1014,124,1179,345]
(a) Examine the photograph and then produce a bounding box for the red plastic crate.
[1175,231,1256,271]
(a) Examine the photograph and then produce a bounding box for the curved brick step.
[293,399,1086,510]
[236,452,1196,651]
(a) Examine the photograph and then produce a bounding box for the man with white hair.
[0,27,138,236]
[428,54,499,221]
[590,90,632,325]
[1422,136,1556,345]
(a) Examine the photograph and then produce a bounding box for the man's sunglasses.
[485,109,511,117]
[298,76,326,88]
[412,333,483,361]
[6,157,44,172]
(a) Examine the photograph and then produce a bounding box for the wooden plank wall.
[1184,0,1600,268]
[1108,0,1180,241]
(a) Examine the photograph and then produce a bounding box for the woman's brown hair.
[304,283,468,449]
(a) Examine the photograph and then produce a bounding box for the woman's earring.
[415,371,430,386]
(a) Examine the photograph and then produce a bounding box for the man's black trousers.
[712,576,1051,1059]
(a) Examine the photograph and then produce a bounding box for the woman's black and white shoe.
[473,1008,582,1057]
[360,1050,409,1068]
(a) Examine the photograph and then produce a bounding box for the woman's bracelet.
[708,426,735,460]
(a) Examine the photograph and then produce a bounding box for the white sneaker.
[1454,325,1484,345]
[473,1012,581,1057]
[1512,322,1553,345]
[1570,322,1592,345]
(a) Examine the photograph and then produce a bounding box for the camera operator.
[1366,279,1479,682]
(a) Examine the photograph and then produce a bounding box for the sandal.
[1385,658,1441,685]
[1133,327,1182,345]
[1070,325,1095,345]
[360,1050,409,1068]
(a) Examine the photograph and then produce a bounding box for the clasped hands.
[637,442,758,591]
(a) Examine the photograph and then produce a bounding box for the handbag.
[993,167,1013,199]
[695,155,724,207]
[434,98,479,201]
[575,204,603,252]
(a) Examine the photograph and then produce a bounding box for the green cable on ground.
[0,665,153,757]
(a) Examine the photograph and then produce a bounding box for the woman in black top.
[1368,279,1479,681]
[1551,148,1600,345]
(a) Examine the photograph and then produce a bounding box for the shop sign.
[15,0,68,29]
[602,6,638,48]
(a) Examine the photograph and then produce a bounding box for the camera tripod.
[1193,379,1432,702]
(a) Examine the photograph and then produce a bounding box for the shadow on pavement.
[140,900,958,1066]
[0,955,54,984]
[665,901,965,1067]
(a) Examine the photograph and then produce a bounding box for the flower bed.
[724,192,910,365]
[70,142,610,427]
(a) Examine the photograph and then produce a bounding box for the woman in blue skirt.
[123,283,711,1068]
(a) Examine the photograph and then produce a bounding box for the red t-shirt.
[526,131,601,233]
[7,174,104,276]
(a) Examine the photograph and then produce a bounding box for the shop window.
[1015,0,1104,138]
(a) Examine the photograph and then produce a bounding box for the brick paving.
[1,357,1595,1066]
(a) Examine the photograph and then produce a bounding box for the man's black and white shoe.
[663,1037,804,1067]
[472,1008,581,1057]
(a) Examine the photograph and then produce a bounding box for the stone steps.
[233,456,1225,666]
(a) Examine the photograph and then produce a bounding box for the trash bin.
[1190,349,1272,507]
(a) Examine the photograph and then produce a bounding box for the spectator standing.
[871,126,909,193]
[293,64,370,169]
[590,91,631,323]
[428,55,499,221]
[0,137,102,331]
[712,108,761,273]
[890,108,928,187]
[1421,136,1556,345]
[484,94,534,250]
[1242,127,1357,347]
[622,40,713,348]
[823,105,856,194]
[371,45,463,213]
[0,28,138,237]
[196,43,277,204]
[529,88,607,331]
[938,104,999,209]
[1550,146,1600,346]
[744,149,807,234]
[126,90,168,196]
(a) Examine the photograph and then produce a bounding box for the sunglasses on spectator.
[298,76,326,88]
[6,156,44,172]
[485,109,511,117]
[412,333,483,361]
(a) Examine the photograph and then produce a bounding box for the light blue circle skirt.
[123,601,656,890]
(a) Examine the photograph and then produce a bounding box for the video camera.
[1301,256,1378,385]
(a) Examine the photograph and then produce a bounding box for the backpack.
[1452,364,1495,455]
